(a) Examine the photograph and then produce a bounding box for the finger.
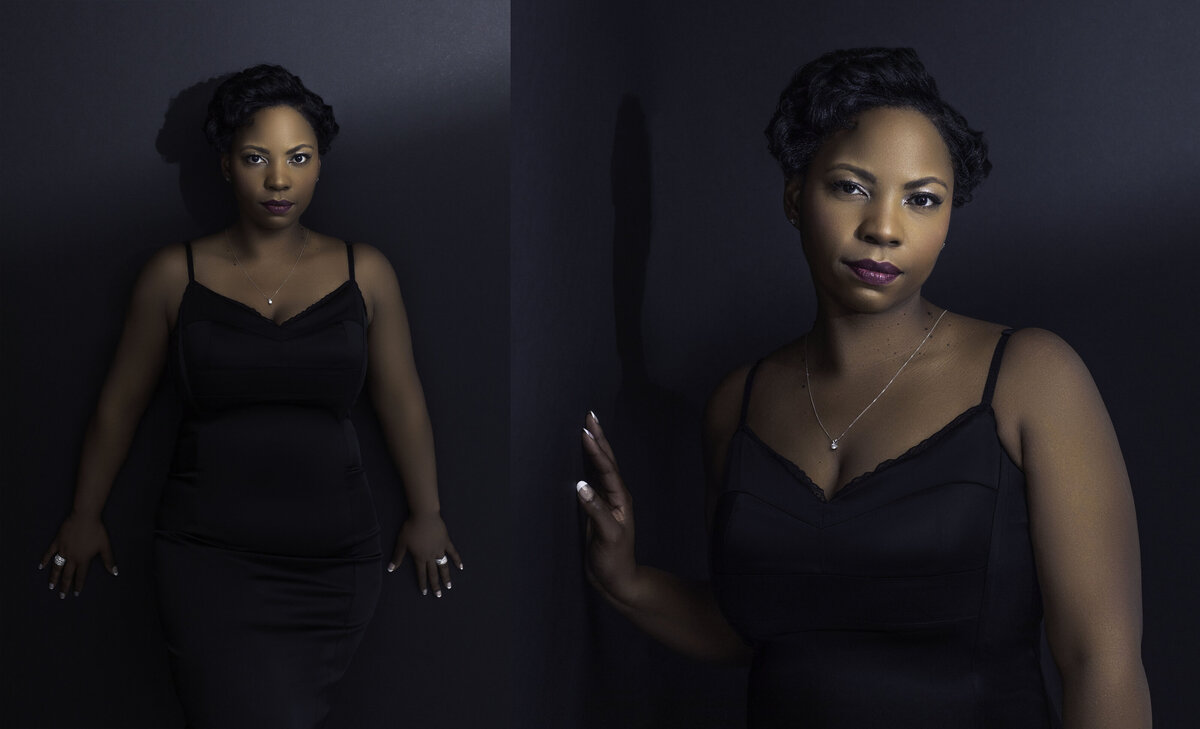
[57,563,75,599]
[389,543,407,574]
[575,480,622,544]
[585,411,618,464]
[75,561,89,596]
[445,541,464,571]
[438,559,453,590]
[580,435,632,518]
[100,541,117,576]
[48,558,64,592]
[39,542,59,570]
[415,557,429,596]
[426,561,443,598]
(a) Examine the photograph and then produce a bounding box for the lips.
[261,200,294,215]
[845,258,902,285]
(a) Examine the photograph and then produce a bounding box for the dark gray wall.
[513,1,1199,726]
[1,1,508,727]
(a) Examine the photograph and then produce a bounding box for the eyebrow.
[829,164,949,191]
[238,144,315,154]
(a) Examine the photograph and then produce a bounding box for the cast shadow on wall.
[156,75,236,231]
[580,94,746,728]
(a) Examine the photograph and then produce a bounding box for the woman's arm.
[1000,329,1152,728]
[356,244,461,597]
[576,369,753,664]
[39,245,183,597]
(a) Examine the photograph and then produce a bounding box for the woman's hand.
[389,512,462,598]
[575,411,640,606]
[38,513,118,599]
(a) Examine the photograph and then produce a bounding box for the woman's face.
[221,105,321,230]
[787,106,954,315]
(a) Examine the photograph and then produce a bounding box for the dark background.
[1,1,508,727]
[513,0,1199,727]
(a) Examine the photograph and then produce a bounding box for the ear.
[783,175,805,226]
[220,154,232,182]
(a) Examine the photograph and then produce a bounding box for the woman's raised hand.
[575,411,640,605]
[39,513,118,599]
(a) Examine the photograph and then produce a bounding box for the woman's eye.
[832,180,866,196]
[243,154,265,165]
[908,192,943,208]
[290,153,311,165]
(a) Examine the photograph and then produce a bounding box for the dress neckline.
[737,403,995,502]
[186,279,359,328]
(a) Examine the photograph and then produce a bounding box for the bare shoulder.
[999,327,1093,394]
[704,362,754,439]
[136,243,190,313]
[349,242,397,280]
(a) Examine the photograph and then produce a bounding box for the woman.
[575,48,1150,728]
[38,65,462,727]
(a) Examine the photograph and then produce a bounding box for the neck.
[806,295,943,374]
[227,220,306,259]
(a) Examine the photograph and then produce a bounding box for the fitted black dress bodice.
[711,331,1059,728]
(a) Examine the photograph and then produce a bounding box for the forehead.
[235,105,317,146]
[813,107,953,181]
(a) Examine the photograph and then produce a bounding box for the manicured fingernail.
[582,427,596,440]
[37,563,44,570]
[111,566,119,576]
[422,588,428,596]
[576,480,594,502]
[387,563,396,572]
[59,592,65,599]
[73,591,80,597]
[589,410,599,424]
[446,581,453,590]
[458,563,464,571]
[48,583,55,590]
[435,590,442,598]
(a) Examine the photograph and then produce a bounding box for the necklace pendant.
[267,298,273,305]
[830,439,839,451]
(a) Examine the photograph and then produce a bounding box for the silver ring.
[53,554,66,566]
[435,555,449,566]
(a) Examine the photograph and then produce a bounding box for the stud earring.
[788,218,797,226]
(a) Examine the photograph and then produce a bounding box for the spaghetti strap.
[739,360,764,426]
[981,328,1016,406]
[183,241,195,282]
[345,242,355,282]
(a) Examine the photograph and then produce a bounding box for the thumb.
[101,541,118,576]
[389,543,408,573]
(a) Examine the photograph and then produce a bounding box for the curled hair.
[765,48,990,207]
[203,64,339,155]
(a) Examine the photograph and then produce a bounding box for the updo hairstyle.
[204,64,339,156]
[765,48,990,207]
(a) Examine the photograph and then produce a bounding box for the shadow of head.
[156,74,233,230]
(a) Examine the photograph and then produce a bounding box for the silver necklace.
[804,309,948,451]
[224,227,309,306]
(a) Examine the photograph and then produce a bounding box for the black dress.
[154,241,381,728]
[711,330,1060,728]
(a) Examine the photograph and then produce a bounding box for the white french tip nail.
[422,588,428,595]
[576,480,594,501]
[387,563,396,572]
[446,581,452,590]
[589,410,599,424]
[435,590,442,598]
[583,427,596,440]
[111,567,119,576]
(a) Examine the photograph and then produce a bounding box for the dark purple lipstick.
[845,258,902,285]
[262,200,294,215]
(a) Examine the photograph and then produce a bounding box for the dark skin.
[577,107,1151,727]
[41,104,462,602]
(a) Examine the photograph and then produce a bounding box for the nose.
[265,160,290,191]
[856,198,902,247]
